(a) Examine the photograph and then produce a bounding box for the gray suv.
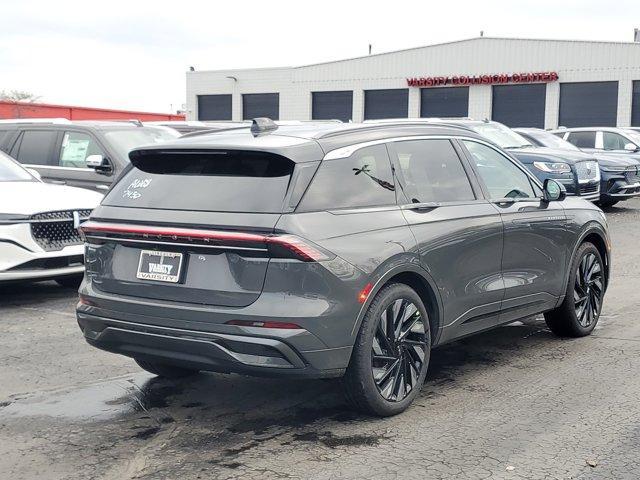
[77,120,610,416]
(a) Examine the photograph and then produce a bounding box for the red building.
[0,101,185,121]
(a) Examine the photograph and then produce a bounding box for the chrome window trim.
[323,135,484,160]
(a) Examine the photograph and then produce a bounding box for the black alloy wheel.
[344,283,431,416]
[371,298,428,401]
[545,242,605,338]
[573,252,604,328]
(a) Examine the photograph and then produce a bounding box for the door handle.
[96,185,109,191]
[401,202,441,211]
[492,198,517,205]
[49,180,67,185]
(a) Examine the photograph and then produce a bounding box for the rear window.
[103,150,295,213]
[298,145,395,211]
[11,130,57,165]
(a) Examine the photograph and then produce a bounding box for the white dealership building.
[186,36,640,129]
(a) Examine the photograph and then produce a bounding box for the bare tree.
[0,90,41,103]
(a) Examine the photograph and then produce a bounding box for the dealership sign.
[406,71,559,87]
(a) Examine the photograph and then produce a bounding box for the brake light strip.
[80,221,328,262]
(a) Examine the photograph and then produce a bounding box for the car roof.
[0,119,171,131]
[129,121,487,163]
[552,127,629,133]
[513,127,545,133]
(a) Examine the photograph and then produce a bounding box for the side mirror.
[86,154,112,173]
[543,179,566,202]
[624,143,638,152]
[26,168,41,181]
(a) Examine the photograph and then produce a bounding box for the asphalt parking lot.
[1,199,639,480]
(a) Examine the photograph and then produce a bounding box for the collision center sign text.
[406,71,559,87]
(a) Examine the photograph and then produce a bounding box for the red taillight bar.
[79,221,333,262]
[79,221,266,243]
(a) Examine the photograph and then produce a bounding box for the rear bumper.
[77,310,350,378]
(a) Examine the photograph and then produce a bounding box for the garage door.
[632,81,640,126]
[364,89,408,120]
[559,82,618,127]
[197,95,232,121]
[243,93,279,120]
[492,84,546,128]
[420,87,469,118]
[312,91,353,122]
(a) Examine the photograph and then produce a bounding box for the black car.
[516,128,640,208]
[0,119,179,192]
[431,120,601,201]
[77,119,610,416]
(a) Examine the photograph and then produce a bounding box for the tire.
[135,358,199,379]
[544,242,605,337]
[343,283,431,417]
[55,274,83,289]
[598,200,618,208]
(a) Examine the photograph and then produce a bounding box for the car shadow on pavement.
[1,316,554,429]
[0,280,78,306]
[0,315,572,474]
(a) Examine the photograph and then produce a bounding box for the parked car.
[516,128,640,208]
[0,151,101,285]
[411,119,601,201]
[553,127,640,160]
[77,119,610,416]
[0,119,179,192]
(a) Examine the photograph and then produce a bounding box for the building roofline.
[188,35,640,74]
[0,100,178,117]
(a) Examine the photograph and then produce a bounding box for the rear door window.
[298,145,395,211]
[10,130,58,165]
[103,150,295,213]
[389,139,475,203]
[566,131,596,149]
[58,131,107,168]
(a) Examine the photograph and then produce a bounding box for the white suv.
[553,127,640,159]
[0,152,102,286]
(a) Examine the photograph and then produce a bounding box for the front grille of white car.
[30,210,92,251]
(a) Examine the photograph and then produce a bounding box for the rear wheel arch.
[351,264,443,346]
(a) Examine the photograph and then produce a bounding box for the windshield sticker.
[122,178,152,199]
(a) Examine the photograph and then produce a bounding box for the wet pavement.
[2,199,640,479]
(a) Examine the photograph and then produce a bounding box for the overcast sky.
[1,0,639,113]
